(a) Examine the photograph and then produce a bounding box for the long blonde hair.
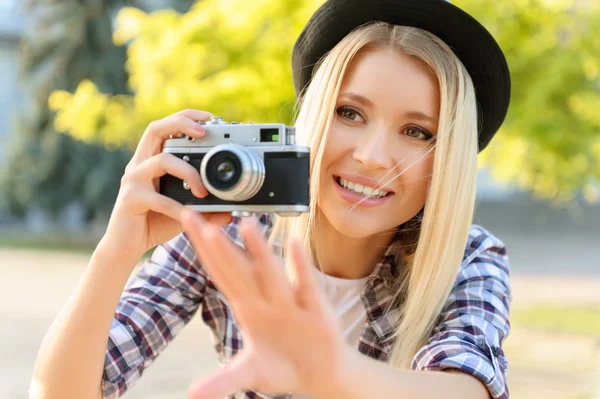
[269,22,478,369]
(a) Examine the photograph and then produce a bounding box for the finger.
[187,351,254,399]
[134,112,212,162]
[203,212,234,226]
[180,210,260,303]
[239,217,292,302]
[132,152,208,197]
[142,198,232,227]
[142,191,187,221]
[173,108,213,122]
[288,238,325,310]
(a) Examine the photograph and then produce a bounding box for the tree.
[460,0,600,203]
[48,0,600,203]
[48,0,323,148]
[0,0,194,220]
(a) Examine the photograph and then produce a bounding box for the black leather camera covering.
[159,151,310,206]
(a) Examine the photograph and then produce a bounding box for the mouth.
[333,175,395,199]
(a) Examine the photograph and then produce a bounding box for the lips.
[335,176,390,197]
[333,174,395,194]
[332,175,395,207]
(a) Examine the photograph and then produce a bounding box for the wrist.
[318,346,364,399]
[95,235,146,268]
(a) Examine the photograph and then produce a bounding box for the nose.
[352,128,394,170]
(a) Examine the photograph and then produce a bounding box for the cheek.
[319,128,352,170]
[402,155,434,198]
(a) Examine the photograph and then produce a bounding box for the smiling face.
[318,46,440,238]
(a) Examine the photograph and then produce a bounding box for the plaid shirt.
[102,214,511,399]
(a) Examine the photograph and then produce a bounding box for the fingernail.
[198,186,209,198]
[193,123,205,133]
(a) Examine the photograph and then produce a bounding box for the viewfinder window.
[260,128,279,142]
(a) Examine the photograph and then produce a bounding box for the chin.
[321,202,396,238]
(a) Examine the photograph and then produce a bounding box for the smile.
[336,176,390,198]
[333,175,395,206]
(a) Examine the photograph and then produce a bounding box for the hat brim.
[292,0,511,152]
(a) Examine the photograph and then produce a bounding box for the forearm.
[30,239,141,399]
[328,349,489,399]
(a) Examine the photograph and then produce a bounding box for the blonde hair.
[269,22,478,369]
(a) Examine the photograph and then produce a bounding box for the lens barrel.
[200,143,265,201]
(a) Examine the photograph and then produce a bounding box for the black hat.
[291,0,511,153]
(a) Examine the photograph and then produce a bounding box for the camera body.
[159,116,310,217]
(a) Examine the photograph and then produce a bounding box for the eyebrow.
[339,92,439,124]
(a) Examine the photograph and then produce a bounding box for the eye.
[336,106,364,123]
[403,126,433,141]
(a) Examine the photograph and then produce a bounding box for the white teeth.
[338,177,389,198]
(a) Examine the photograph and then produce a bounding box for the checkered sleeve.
[101,232,206,399]
[411,226,512,399]
[101,214,273,398]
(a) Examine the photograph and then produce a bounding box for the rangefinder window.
[260,128,279,143]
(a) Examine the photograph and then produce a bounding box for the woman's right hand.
[101,109,233,260]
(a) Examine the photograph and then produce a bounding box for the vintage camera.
[159,116,310,217]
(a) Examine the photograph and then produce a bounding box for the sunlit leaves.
[460,0,600,202]
[50,0,600,202]
[50,0,325,149]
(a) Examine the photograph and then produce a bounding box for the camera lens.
[216,159,236,183]
[204,151,242,189]
[201,144,265,201]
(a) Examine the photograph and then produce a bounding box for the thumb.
[205,211,234,226]
[187,351,254,399]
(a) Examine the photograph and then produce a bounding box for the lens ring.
[200,143,265,201]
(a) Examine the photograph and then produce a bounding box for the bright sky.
[0,0,15,11]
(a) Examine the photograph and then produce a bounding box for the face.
[318,47,440,239]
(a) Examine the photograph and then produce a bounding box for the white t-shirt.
[290,266,374,399]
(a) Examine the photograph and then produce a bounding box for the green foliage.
[0,115,132,218]
[458,0,600,202]
[49,0,600,203]
[49,0,323,149]
[0,0,193,219]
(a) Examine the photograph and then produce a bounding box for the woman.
[30,1,512,398]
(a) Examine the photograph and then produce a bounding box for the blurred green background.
[0,1,599,399]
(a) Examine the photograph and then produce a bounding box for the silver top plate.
[163,122,298,148]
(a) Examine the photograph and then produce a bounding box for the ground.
[2,245,600,399]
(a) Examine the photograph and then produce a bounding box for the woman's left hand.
[180,209,349,399]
